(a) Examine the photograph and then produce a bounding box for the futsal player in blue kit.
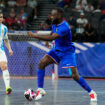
[27,8,97,101]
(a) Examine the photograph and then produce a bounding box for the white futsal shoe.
[89,90,97,102]
[35,88,47,101]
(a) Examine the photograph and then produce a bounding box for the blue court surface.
[0,78,105,105]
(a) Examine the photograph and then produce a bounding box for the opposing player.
[27,8,97,101]
[0,12,13,94]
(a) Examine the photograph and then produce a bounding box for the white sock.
[89,90,95,95]
[3,70,10,88]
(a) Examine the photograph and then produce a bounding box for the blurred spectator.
[85,2,94,12]
[45,13,52,30]
[64,0,72,8]
[19,8,27,21]
[68,14,77,33]
[57,0,72,8]
[0,0,5,8]
[77,12,88,27]
[18,8,28,30]
[100,14,105,21]
[27,0,38,19]
[75,12,88,41]
[14,15,21,30]
[7,0,16,7]
[68,14,77,41]
[40,22,50,30]
[10,8,15,13]
[4,8,16,30]
[76,0,87,7]
[91,0,99,9]
[16,0,27,7]
[57,0,66,8]
[93,5,101,13]
[100,1,105,15]
[84,23,95,42]
[73,0,87,12]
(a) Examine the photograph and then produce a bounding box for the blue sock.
[37,69,45,88]
[77,77,92,93]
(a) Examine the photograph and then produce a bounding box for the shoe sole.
[35,92,47,100]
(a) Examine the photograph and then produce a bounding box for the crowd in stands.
[40,13,52,30]
[41,0,105,42]
[0,0,38,30]
[0,0,105,42]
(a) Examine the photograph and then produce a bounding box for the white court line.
[29,42,81,54]
[0,90,104,94]
[83,43,94,47]
[28,42,50,52]
[74,43,87,50]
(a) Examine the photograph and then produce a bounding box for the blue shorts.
[47,48,77,68]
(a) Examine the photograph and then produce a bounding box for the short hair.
[53,7,64,17]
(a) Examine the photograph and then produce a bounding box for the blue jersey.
[52,20,75,52]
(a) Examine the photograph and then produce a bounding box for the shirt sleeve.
[3,27,8,40]
[55,27,69,37]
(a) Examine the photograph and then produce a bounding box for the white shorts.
[0,50,7,62]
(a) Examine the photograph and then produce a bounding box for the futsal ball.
[24,88,36,101]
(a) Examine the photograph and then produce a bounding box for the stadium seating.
[1,0,104,42]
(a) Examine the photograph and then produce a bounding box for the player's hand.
[9,49,13,56]
[27,31,34,37]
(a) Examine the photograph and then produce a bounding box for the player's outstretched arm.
[27,31,60,41]
[4,39,13,56]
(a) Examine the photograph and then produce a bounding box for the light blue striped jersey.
[0,23,8,51]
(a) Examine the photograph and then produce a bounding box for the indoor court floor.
[0,78,105,105]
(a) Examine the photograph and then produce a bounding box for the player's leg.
[37,54,54,88]
[70,67,92,91]
[61,51,97,101]
[70,67,97,102]
[0,62,12,95]
[36,54,55,100]
[37,48,59,90]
